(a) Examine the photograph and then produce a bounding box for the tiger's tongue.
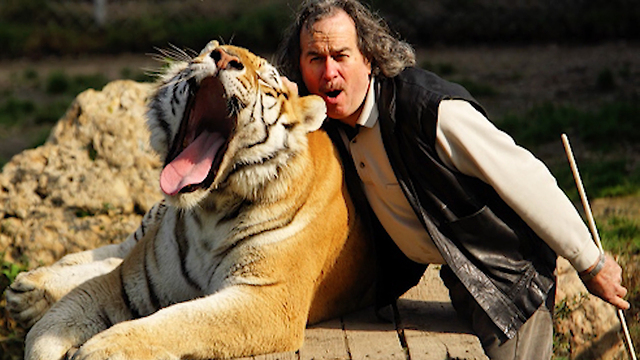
[160,131,225,196]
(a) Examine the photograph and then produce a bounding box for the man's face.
[299,10,372,126]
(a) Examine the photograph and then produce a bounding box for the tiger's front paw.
[5,268,63,328]
[6,260,121,328]
[71,324,178,360]
[24,324,81,360]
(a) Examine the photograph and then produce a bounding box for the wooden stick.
[561,133,637,360]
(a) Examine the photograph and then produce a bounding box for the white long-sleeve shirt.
[341,78,600,272]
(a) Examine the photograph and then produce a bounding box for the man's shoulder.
[392,67,474,100]
[378,67,485,118]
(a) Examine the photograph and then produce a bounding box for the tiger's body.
[6,41,376,360]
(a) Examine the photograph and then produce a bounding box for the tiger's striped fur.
[13,41,376,360]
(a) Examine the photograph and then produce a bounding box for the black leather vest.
[326,67,557,339]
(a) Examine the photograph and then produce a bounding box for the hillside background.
[1,0,639,359]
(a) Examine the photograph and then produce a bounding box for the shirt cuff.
[569,242,602,273]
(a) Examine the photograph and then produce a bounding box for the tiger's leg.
[26,236,313,360]
[24,266,134,360]
[6,201,166,328]
[30,283,311,360]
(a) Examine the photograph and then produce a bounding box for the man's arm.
[435,99,629,310]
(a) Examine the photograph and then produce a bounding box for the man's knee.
[440,267,553,360]
[482,305,553,360]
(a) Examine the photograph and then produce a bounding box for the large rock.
[0,80,162,265]
[0,80,624,358]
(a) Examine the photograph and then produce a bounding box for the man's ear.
[298,94,327,133]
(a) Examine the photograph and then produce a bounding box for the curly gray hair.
[276,0,415,93]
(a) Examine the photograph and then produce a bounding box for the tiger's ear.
[257,61,283,90]
[297,95,326,133]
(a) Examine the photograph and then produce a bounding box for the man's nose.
[323,58,339,80]
[211,48,244,71]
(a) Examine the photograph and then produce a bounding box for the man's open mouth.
[325,90,342,99]
[159,76,235,196]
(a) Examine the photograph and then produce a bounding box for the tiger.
[5,40,377,360]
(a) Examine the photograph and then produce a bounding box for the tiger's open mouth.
[160,76,235,196]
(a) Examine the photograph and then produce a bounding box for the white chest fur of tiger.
[10,41,376,360]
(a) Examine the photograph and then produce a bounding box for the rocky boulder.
[0,80,162,265]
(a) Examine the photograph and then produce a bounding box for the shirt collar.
[355,77,378,128]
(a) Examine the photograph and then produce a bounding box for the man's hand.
[582,254,630,310]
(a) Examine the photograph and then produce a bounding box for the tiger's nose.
[211,48,244,71]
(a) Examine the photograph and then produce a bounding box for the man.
[276,0,630,359]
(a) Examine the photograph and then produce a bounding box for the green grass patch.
[550,157,640,202]
[28,127,54,150]
[0,255,28,360]
[421,63,499,97]
[498,103,580,146]
[0,254,28,289]
[33,99,72,125]
[0,1,292,59]
[497,101,640,150]
[599,216,640,255]
[45,71,108,96]
[0,97,36,126]
[0,96,71,127]
[420,61,457,76]
[454,78,499,97]
[44,70,71,95]
[120,67,155,83]
[497,100,640,203]
[22,68,39,82]
[0,69,106,128]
